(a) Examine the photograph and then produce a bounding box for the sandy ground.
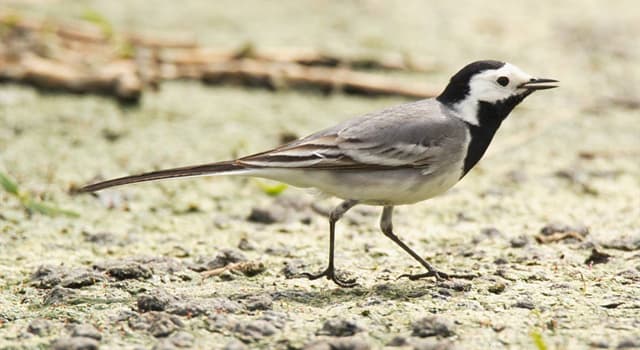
[1,1,639,349]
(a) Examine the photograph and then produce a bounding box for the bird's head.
[437,60,558,125]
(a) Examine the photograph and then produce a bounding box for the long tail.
[76,161,248,193]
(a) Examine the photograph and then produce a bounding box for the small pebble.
[236,261,267,277]
[71,324,102,340]
[492,324,506,332]
[510,235,529,248]
[43,286,76,305]
[617,336,640,349]
[223,339,248,350]
[438,281,472,292]
[264,246,291,256]
[387,335,408,346]
[411,317,455,338]
[488,283,506,294]
[207,250,248,270]
[303,337,370,350]
[148,318,182,338]
[540,223,589,236]
[585,248,613,265]
[617,269,640,283]
[206,314,237,332]
[243,294,273,311]
[233,320,278,342]
[481,227,503,238]
[51,337,99,350]
[588,340,609,348]
[512,300,535,310]
[105,262,152,280]
[602,233,640,251]
[62,270,105,289]
[525,272,549,282]
[138,290,176,312]
[259,311,288,330]
[95,257,183,277]
[237,237,256,251]
[83,231,117,245]
[167,331,194,348]
[27,319,52,336]
[127,312,183,338]
[317,319,364,337]
[30,265,64,289]
[166,300,208,317]
[493,257,508,265]
[279,131,299,143]
[281,259,307,278]
[208,298,245,314]
[30,265,104,289]
[247,207,283,224]
[152,340,178,350]
[412,338,458,350]
[437,288,452,297]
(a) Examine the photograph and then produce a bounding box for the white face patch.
[468,63,534,103]
[452,63,535,125]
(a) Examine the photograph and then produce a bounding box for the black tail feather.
[76,161,245,193]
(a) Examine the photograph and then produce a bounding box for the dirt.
[1,1,639,349]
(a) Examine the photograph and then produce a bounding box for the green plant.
[0,172,79,217]
[255,180,288,197]
[530,330,549,350]
[80,9,113,39]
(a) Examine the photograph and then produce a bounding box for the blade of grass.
[530,330,549,350]
[25,200,80,218]
[0,172,20,195]
[0,171,79,217]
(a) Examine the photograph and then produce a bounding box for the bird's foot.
[398,269,477,281]
[296,267,358,288]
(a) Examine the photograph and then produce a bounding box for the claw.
[398,269,477,281]
[295,268,358,288]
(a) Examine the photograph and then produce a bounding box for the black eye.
[497,76,509,86]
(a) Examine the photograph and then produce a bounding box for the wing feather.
[239,99,466,172]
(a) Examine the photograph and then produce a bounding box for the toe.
[333,277,358,288]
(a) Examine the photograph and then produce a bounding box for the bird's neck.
[457,95,526,177]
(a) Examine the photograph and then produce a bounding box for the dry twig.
[0,10,440,103]
[535,231,586,244]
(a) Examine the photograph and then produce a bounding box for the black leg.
[297,199,359,287]
[379,206,476,281]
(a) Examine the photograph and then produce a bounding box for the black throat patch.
[461,93,529,177]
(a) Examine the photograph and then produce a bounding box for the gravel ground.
[1,1,639,349]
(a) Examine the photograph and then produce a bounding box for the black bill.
[519,78,559,91]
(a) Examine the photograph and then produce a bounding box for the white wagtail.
[78,60,558,287]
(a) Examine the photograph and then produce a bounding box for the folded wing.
[239,99,466,174]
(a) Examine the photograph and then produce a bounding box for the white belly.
[254,164,464,205]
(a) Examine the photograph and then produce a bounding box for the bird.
[77,60,558,287]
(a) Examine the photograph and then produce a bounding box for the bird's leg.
[297,199,359,288]
[379,206,476,281]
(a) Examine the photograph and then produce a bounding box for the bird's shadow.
[266,280,439,307]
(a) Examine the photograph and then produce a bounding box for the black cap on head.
[437,60,505,105]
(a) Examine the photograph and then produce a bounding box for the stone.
[411,317,455,338]
[71,324,102,340]
[317,319,364,337]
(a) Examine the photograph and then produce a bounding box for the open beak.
[519,78,559,91]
